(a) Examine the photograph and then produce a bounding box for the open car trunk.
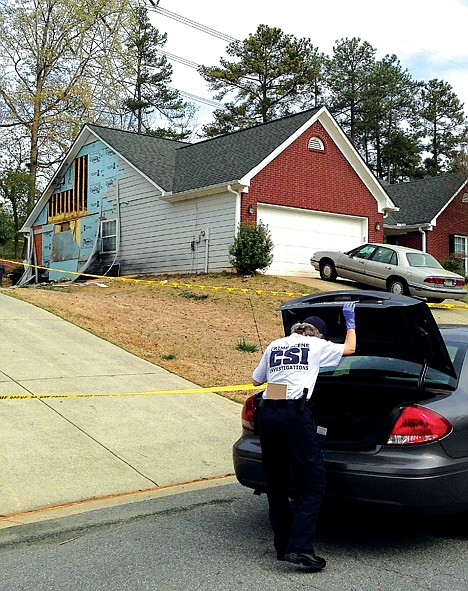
[310,371,451,451]
[277,290,457,452]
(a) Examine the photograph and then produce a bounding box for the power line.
[157,49,200,69]
[174,89,222,108]
[147,2,237,43]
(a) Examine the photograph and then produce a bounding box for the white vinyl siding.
[99,163,238,275]
[257,203,368,276]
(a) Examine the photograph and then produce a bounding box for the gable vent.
[308,136,324,151]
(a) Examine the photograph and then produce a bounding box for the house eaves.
[168,106,397,214]
[170,107,324,195]
[20,125,188,233]
[385,173,467,227]
[163,180,246,202]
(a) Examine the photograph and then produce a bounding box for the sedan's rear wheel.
[388,278,408,296]
[320,260,337,281]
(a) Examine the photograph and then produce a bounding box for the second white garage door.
[257,204,368,276]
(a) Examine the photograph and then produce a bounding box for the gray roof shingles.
[385,173,467,226]
[86,124,189,191]
[87,108,321,194]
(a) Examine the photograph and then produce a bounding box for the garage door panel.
[258,205,367,276]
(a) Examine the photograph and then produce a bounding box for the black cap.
[303,316,328,338]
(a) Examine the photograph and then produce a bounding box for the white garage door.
[257,204,367,276]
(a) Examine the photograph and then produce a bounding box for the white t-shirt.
[252,332,345,400]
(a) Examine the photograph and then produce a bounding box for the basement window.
[308,136,325,151]
[101,220,117,253]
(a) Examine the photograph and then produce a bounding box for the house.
[20,105,398,282]
[385,173,468,276]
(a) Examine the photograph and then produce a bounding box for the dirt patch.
[5,273,317,404]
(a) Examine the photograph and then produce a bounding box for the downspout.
[204,228,210,273]
[73,197,103,281]
[103,178,121,276]
[419,227,427,252]
[17,230,35,286]
[227,184,242,229]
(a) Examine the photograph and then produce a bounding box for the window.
[406,252,442,269]
[101,220,117,253]
[308,136,325,151]
[454,235,468,275]
[372,247,396,265]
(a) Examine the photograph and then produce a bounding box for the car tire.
[320,260,337,281]
[387,278,408,296]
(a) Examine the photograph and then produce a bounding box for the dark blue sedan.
[233,290,468,515]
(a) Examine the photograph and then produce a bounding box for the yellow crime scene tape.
[1,257,467,401]
[2,256,468,307]
[0,258,308,297]
[0,384,264,400]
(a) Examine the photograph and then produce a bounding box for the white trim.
[21,125,168,232]
[239,107,397,215]
[430,179,468,226]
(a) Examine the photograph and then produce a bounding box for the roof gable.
[385,173,468,226]
[171,108,321,193]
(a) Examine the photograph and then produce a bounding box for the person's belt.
[262,399,306,408]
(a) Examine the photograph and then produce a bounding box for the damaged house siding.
[31,140,121,282]
[30,138,238,280]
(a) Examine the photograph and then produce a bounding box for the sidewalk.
[0,293,241,521]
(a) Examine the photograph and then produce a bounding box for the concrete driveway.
[0,293,241,521]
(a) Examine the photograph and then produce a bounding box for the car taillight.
[387,405,452,445]
[423,277,465,286]
[241,396,256,431]
[424,277,446,285]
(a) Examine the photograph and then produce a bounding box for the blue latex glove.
[342,301,356,330]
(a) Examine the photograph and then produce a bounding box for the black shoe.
[277,553,287,561]
[284,552,326,570]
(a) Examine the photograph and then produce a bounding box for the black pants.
[258,400,326,556]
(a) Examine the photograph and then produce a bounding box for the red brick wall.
[240,120,384,242]
[427,190,468,261]
[387,232,422,250]
[386,189,468,261]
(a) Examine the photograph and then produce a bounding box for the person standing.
[252,302,356,570]
[0,263,5,286]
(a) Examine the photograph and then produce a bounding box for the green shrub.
[229,221,274,275]
[441,255,465,277]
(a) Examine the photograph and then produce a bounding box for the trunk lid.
[278,290,456,378]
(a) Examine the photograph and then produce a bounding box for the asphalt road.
[0,481,466,591]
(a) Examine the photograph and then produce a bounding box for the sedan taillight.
[387,405,452,445]
[424,277,465,286]
[241,396,256,431]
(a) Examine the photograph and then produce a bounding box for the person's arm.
[252,347,269,385]
[342,302,356,356]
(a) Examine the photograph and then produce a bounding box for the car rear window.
[405,252,443,269]
[318,341,465,388]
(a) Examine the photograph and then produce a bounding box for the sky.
[147,0,468,129]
